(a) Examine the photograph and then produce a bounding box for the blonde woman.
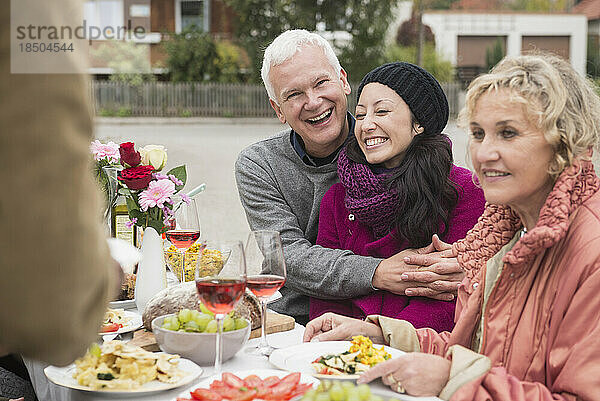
[304,53,600,400]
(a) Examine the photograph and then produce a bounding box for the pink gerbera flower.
[90,140,120,163]
[138,179,176,211]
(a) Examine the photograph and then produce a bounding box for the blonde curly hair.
[458,52,600,178]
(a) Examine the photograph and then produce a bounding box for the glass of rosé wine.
[244,230,287,356]
[195,240,247,374]
[165,198,201,250]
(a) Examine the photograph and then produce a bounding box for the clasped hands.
[372,235,463,301]
[303,313,451,397]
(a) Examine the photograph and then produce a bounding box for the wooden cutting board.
[129,311,295,351]
[249,310,295,339]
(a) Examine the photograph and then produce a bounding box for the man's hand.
[372,235,463,301]
[303,313,384,343]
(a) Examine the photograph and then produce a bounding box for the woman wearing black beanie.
[309,62,485,332]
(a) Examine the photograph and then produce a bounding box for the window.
[84,0,124,39]
[175,0,210,33]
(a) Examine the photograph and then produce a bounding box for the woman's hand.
[303,313,384,343]
[357,352,451,397]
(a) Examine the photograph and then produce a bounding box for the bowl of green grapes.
[151,307,251,365]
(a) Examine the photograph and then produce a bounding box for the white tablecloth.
[25,323,440,401]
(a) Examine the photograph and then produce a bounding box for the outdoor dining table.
[24,314,441,401]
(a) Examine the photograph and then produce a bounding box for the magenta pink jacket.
[310,165,485,332]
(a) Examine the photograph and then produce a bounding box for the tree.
[485,37,505,71]
[396,15,435,47]
[91,40,155,85]
[385,43,454,83]
[163,27,221,82]
[223,0,396,82]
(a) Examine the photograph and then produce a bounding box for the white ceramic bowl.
[152,314,251,366]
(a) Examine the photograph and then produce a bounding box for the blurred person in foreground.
[0,2,122,400]
[235,29,465,326]
[304,53,600,400]
[310,62,485,331]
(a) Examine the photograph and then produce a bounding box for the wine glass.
[244,230,287,356]
[165,198,201,250]
[195,240,247,374]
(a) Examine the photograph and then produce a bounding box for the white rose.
[140,145,168,171]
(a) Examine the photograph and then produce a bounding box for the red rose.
[118,165,154,190]
[119,142,141,167]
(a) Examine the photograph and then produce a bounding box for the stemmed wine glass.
[165,198,201,249]
[165,198,202,281]
[195,240,247,374]
[244,230,287,356]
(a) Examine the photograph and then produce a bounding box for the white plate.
[108,299,136,309]
[44,357,202,397]
[99,310,142,336]
[269,341,405,380]
[176,368,320,399]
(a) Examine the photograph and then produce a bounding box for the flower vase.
[134,227,167,313]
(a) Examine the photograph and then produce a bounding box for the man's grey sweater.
[235,129,380,320]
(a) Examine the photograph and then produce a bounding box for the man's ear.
[340,68,351,95]
[413,124,424,135]
[270,99,286,124]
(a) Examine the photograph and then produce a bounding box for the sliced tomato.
[231,389,258,401]
[279,372,301,388]
[267,381,296,399]
[209,380,226,389]
[100,323,120,333]
[222,372,245,389]
[190,388,223,401]
[254,385,271,399]
[285,383,314,400]
[262,376,281,387]
[243,374,263,388]
[210,385,242,399]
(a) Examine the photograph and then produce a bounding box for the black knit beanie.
[356,62,449,135]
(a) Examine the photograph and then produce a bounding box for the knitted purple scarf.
[338,148,400,238]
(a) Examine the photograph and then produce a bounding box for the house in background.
[573,0,600,74]
[421,11,587,85]
[84,0,236,76]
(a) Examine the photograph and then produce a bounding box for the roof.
[572,0,600,20]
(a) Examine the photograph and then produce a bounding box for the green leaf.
[166,165,187,192]
[148,219,164,233]
[128,209,144,221]
[125,196,140,213]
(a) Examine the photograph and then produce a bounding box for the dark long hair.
[346,127,459,248]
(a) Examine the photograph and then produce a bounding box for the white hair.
[261,29,342,105]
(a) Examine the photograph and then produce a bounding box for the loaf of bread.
[142,282,261,331]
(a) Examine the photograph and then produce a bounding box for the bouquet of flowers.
[91,140,187,233]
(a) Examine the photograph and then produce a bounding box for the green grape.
[184,320,201,332]
[199,302,215,316]
[344,387,359,400]
[222,315,235,332]
[341,381,354,389]
[162,316,180,331]
[346,393,360,401]
[314,393,330,401]
[328,383,345,401]
[234,318,248,330]
[356,384,371,401]
[205,319,218,333]
[178,308,193,323]
[301,389,317,401]
[193,313,213,332]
